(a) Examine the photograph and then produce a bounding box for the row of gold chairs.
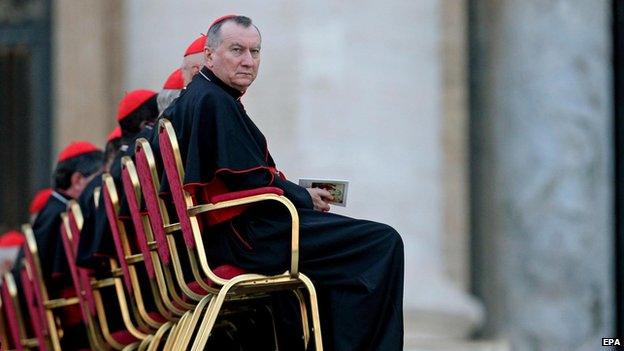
[1,119,323,350]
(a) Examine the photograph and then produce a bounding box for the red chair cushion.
[111,329,139,344]
[159,130,196,249]
[121,166,155,278]
[102,184,133,294]
[135,147,171,265]
[210,186,283,203]
[185,265,247,298]
[58,286,84,327]
[147,311,168,323]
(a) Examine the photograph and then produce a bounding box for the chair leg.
[189,285,235,350]
[147,321,173,351]
[189,274,266,351]
[169,310,192,350]
[161,318,180,351]
[138,334,153,351]
[298,274,323,350]
[173,295,212,350]
[293,288,311,348]
[94,291,127,350]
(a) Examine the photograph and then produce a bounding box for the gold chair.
[61,200,143,350]
[158,118,322,350]
[20,223,81,350]
[1,272,39,350]
[134,138,303,350]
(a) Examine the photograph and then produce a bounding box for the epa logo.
[603,338,621,346]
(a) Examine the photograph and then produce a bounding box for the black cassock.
[12,191,89,348]
[77,128,155,269]
[165,67,404,351]
[13,191,72,292]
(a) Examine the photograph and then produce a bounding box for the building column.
[470,1,613,350]
[53,0,124,154]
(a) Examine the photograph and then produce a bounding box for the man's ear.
[204,47,213,68]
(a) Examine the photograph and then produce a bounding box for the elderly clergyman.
[165,15,404,350]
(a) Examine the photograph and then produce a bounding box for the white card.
[298,178,349,207]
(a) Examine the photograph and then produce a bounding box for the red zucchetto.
[29,188,53,214]
[210,14,238,29]
[116,89,157,121]
[107,126,122,142]
[57,141,100,162]
[184,35,207,57]
[0,230,25,247]
[163,69,184,90]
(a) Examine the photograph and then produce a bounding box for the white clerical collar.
[52,191,69,205]
[199,70,211,82]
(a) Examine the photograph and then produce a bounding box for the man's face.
[70,171,100,199]
[182,52,205,86]
[205,22,261,92]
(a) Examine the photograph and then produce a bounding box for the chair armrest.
[188,192,300,278]
[209,186,284,203]
[44,297,80,309]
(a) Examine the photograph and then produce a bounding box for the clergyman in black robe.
[76,90,159,268]
[12,142,104,349]
[164,15,404,351]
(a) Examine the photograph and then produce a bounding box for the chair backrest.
[158,118,197,249]
[21,227,51,329]
[121,156,155,278]
[2,273,27,350]
[62,202,96,316]
[100,173,133,294]
[0,289,11,350]
[134,138,171,265]
[19,263,48,350]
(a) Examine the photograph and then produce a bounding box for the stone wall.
[470,1,613,350]
[53,0,123,153]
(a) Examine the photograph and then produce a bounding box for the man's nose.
[240,50,254,66]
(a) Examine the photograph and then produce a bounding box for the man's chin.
[232,79,254,91]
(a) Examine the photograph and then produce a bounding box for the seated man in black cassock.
[77,89,159,269]
[12,141,104,349]
[164,15,404,351]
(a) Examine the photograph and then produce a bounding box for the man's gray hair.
[157,89,182,116]
[206,15,260,49]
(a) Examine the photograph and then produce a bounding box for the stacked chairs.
[155,118,323,350]
[19,224,81,350]
[100,173,174,348]
[1,271,39,350]
[0,117,324,350]
[60,200,143,350]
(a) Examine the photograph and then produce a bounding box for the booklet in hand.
[298,178,349,207]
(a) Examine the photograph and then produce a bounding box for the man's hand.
[307,187,334,212]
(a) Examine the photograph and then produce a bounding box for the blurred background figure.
[157,68,185,115]
[0,230,24,275]
[28,187,52,223]
[182,34,207,86]
[0,1,620,350]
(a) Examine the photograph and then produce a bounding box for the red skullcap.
[116,89,157,121]
[107,126,122,142]
[58,141,100,162]
[184,35,207,57]
[183,15,238,57]
[29,188,53,214]
[0,231,25,247]
[210,14,238,29]
[163,69,184,89]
